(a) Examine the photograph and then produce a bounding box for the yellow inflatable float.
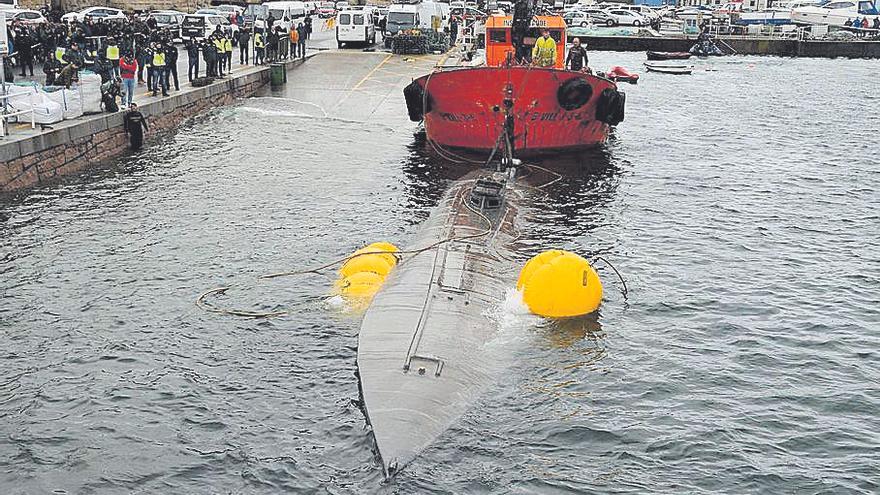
[334,242,400,303]
[517,250,603,318]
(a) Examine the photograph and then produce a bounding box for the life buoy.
[595,88,625,126]
[556,78,593,111]
[403,80,432,122]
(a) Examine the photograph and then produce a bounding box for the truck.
[385,1,448,37]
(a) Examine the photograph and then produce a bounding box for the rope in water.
[196,180,496,319]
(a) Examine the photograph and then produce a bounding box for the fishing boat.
[646,50,692,60]
[403,2,627,156]
[644,62,695,74]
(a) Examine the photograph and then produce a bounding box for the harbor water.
[1,52,879,493]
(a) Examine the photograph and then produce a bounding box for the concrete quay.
[0,56,316,194]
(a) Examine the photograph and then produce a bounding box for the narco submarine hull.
[357,171,519,477]
[404,66,625,154]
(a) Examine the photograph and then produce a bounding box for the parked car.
[5,8,47,25]
[604,8,648,26]
[617,4,660,22]
[563,10,593,27]
[195,8,223,16]
[335,1,350,11]
[147,10,186,37]
[181,13,239,40]
[61,6,126,23]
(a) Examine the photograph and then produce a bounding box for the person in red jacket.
[119,52,138,109]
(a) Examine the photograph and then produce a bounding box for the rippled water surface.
[2,52,879,494]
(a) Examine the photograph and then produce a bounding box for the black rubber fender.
[403,80,432,122]
[556,78,593,111]
[595,88,626,126]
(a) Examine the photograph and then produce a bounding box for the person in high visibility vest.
[531,29,557,68]
[151,44,169,97]
[213,34,226,76]
[223,36,233,74]
[254,31,265,65]
[106,37,120,78]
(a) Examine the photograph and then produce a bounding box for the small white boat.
[644,62,695,74]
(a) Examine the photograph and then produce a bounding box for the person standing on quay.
[106,36,120,78]
[185,38,200,81]
[224,34,233,73]
[119,52,138,109]
[254,30,265,64]
[214,33,226,77]
[151,44,168,97]
[297,23,307,59]
[238,28,250,65]
[289,25,299,58]
[165,41,179,91]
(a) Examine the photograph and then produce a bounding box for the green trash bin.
[270,63,287,86]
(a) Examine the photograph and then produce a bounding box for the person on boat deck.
[532,29,556,67]
[873,17,880,30]
[565,37,590,73]
[844,18,853,27]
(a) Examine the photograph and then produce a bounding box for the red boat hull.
[409,67,623,154]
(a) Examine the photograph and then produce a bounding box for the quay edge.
[576,35,880,58]
[0,57,312,194]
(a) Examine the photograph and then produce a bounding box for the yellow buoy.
[336,271,385,298]
[333,242,400,307]
[339,253,396,279]
[517,250,602,318]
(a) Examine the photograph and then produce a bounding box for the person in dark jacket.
[164,42,179,90]
[238,28,250,64]
[565,37,589,72]
[203,38,217,77]
[304,16,312,40]
[124,103,148,150]
[16,28,35,77]
[297,23,306,59]
[185,38,200,81]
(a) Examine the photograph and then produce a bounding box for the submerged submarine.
[356,170,520,477]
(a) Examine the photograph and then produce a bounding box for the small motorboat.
[646,51,692,61]
[644,62,694,75]
[606,66,639,84]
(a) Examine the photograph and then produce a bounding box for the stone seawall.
[1,59,304,194]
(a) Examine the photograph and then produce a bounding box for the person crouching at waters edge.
[124,103,149,151]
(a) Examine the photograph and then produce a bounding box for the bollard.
[270,63,287,87]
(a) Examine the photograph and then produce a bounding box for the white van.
[259,1,306,31]
[336,7,377,47]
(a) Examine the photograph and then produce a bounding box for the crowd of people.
[844,16,880,37]
[2,8,314,110]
